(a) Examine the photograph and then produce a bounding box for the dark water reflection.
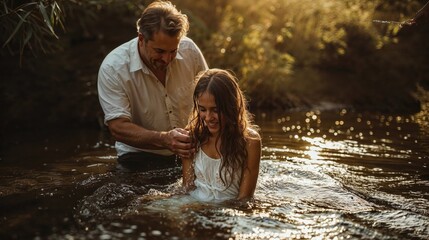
[1,109,428,239]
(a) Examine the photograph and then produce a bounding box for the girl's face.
[197,91,221,136]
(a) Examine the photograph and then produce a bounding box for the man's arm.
[108,118,194,158]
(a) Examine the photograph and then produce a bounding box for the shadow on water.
[1,108,428,239]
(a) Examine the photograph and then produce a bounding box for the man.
[97,0,208,169]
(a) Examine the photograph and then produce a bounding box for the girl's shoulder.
[246,127,261,141]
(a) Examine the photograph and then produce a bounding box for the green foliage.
[0,0,146,63]
[1,0,428,129]
[1,0,65,61]
[178,0,427,111]
[181,1,297,108]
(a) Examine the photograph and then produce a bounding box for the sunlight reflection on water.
[249,109,429,239]
[69,109,429,239]
[1,110,428,239]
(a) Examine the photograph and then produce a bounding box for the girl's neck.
[209,132,219,140]
[202,134,222,159]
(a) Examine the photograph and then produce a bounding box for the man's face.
[138,31,180,71]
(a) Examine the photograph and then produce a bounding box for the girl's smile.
[197,91,221,136]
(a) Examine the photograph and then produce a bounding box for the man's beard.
[152,59,168,71]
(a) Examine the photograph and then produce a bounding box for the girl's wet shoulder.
[246,127,261,141]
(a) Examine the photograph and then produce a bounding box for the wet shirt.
[98,37,208,156]
[190,149,241,202]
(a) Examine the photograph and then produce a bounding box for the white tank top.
[189,148,241,202]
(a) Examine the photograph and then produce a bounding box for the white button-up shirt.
[98,37,208,156]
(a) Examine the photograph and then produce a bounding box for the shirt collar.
[129,37,184,74]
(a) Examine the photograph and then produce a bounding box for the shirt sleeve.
[183,38,208,75]
[97,63,132,125]
[193,42,209,74]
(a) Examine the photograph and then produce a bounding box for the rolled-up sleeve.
[97,64,131,125]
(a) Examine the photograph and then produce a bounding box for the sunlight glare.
[306,146,321,160]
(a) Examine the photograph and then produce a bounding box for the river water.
[1,108,428,239]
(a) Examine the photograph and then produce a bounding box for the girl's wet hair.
[188,68,259,188]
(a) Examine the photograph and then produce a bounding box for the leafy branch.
[1,0,66,63]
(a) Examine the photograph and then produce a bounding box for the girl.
[182,69,262,202]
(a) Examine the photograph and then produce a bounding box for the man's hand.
[164,128,195,158]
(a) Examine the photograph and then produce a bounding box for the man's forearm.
[108,119,167,150]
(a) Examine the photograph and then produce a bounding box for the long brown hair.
[188,69,258,188]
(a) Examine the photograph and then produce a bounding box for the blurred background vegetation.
[1,0,428,130]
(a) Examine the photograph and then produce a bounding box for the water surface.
[1,109,428,239]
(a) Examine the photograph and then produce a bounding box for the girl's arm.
[237,131,262,201]
[182,157,196,192]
